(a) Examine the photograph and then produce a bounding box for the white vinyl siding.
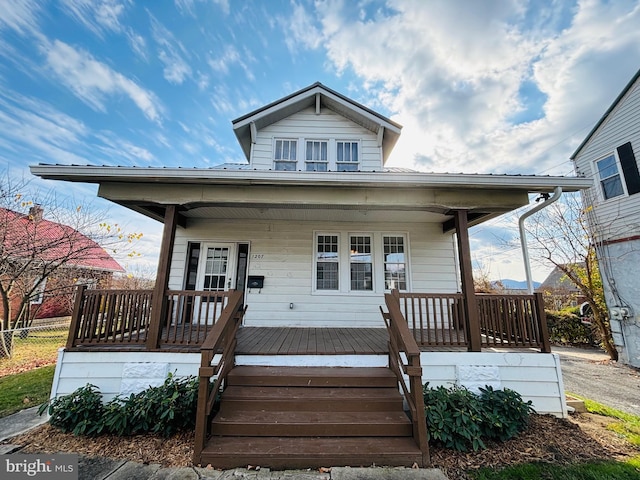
[252,107,381,171]
[573,78,640,243]
[170,219,456,328]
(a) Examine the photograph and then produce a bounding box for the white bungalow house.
[571,68,640,368]
[31,83,591,468]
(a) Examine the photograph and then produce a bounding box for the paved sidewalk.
[0,406,47,442]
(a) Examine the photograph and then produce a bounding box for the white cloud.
[60,0,127,36]
[175,0,229,16]
[149,13,193,84]
[286,0,640,178]
[0,89,90,166]
[0,0,41,36]
[40,39,163,123]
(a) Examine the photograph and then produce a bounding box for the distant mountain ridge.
[492,279,541,290]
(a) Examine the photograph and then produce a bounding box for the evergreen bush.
[423,383,535,451]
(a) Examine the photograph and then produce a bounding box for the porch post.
[146,205,179,350]
[454,209,482,352]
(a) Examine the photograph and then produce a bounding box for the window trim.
[336,140,360,172]
[349,234,374,291]
[315,233,340,291]
[273,138,298,171]
[595,152,625,200]
[312,231,410,295]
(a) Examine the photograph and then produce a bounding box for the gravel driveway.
[555,346,640,417]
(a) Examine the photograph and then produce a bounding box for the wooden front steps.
[200,366,423,469]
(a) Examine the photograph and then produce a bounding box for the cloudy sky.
[1,0,639,281]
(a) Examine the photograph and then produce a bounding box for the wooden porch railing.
[397,292,467,348]
[66,286,238,349]
[477,292,550,352]
[193,290,245,465]
[160,290,231,346]
[396,291,550,352]
[381,290,430,467]
[67,285,153,348]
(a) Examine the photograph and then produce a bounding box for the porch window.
[316,234,339,290]
[350,235,372,290]
[383,235,406,290]
[274,139,297,171]
[337,141,359,171]
[306,140,328,172]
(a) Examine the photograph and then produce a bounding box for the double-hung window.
[337,141,359,171]
[383,235,407,290]
[306,140,328,171]
[594,142,640,200]
[596,154,624,200]
[350,235,372,291]
[274,139,297,171]
[316,234,339,290]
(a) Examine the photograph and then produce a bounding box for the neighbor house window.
[596,154,624,200]
[316,234,339,290]
[274,139,297,171]
[350,235,372,290]
[337,141,359,171]
[306,140,328,171]
[30,278,46,304]
[383,235,407,290]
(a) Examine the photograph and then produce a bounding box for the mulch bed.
[3,413,639,479]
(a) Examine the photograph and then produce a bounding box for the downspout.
[518,186,563,294]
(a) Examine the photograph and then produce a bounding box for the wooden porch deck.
[235,327,389,355]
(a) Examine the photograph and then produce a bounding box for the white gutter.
[518,186,563,294]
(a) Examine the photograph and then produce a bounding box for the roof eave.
[30,164,593,193]
[570,67,640,160]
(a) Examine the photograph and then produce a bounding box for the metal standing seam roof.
[0,207,124,272]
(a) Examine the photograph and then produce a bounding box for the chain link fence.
[0,317,71,375]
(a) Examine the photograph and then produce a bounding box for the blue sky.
[1,0,640,281]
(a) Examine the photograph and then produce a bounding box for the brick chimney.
[29,205,43,223]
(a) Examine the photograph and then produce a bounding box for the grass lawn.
[473,457,640,479]
[0,365,55,418]
[472,396,640,479]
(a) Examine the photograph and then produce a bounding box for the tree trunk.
[593,309,618,361]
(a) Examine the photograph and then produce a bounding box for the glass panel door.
[195,243,236,324]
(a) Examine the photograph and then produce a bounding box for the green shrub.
[423,384,485,451]
[423,383,535,451]
[478,386,534,442]
[38,384,105,436]
[39,373,199,437]
[546,308,599,346]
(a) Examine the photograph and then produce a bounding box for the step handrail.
[193,290,246,465]
[382,290,430,466]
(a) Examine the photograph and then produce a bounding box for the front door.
[198,243,237,293]
[194,243,236,324]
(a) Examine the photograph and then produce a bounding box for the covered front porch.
[64,287,551,355]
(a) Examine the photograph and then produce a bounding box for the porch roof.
[29,164,592,229]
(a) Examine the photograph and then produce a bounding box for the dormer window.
[274,139,297,171]
[337,141,359,171]
[305,140,328,171]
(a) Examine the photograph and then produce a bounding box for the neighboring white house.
[571,68,640,368]
[32,82,591,468]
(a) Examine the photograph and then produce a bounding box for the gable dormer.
[231,83,402,172]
